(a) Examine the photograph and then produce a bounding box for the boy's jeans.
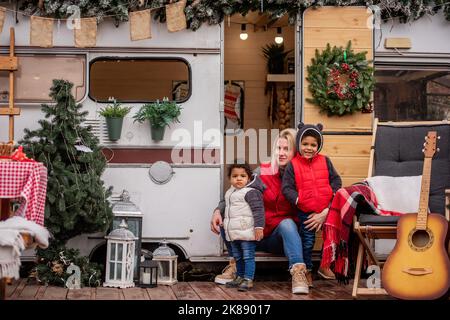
[298,213,316,271]
[230,240,257,280]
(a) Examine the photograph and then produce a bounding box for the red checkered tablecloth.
[0,161,47,226]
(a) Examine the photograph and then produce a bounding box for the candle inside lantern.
[142,271,150,284]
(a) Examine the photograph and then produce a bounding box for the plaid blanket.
[320,183,402,282]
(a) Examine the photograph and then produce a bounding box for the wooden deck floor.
[4,278,394,300]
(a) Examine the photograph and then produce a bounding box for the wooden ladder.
[0,27,21,301]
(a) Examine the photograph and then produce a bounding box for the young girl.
[282,123,342,293]
[223,162,265,292]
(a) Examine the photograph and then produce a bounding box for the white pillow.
[365,175,422,213]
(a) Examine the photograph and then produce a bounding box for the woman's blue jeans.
[230,240,257,280]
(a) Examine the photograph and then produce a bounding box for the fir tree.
[20,79,113,246]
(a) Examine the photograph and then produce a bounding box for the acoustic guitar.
[382,131,450,300]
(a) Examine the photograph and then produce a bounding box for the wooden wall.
[224,22,295,188]
[303,7,374,188]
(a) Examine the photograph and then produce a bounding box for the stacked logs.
[277,98,293,130]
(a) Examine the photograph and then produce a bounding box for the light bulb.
[240,32,248,40]
[275,27,283,44]
[240,24,248,41]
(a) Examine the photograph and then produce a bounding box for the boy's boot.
[225,276,244,288]
[290,263,309,294]
[215,259,237,284]
[318,267,336,280]
[238,279,254,292]
[306,270,314,288]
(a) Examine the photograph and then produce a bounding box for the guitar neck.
[417,158,432,230]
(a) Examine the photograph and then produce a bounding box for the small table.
[0,160,47,300]
[0,161,47,225]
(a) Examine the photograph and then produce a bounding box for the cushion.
[365,175,422,213]
[374,124,450,215]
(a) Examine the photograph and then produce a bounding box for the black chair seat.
[358,214,399,226]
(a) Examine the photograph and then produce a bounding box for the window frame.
[374,59,450,122]
[0,52,88,105]
[88,56,192,104]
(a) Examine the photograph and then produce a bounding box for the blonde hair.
[269,128,297,174]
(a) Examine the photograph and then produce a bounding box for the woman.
[210,128,315,294]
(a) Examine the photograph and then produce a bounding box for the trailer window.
[89,58,191,103]
[375,68,450,121]
[0,54,86,103]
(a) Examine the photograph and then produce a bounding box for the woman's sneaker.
[318,267,336,280]
[238,279,254,292]
[290,263,309,294]
[225,276,244,288]
[214,259,236,284]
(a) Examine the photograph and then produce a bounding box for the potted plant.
[99,98,132,141]
[133,97,182,141]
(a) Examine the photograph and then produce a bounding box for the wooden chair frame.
[352,119,450,298]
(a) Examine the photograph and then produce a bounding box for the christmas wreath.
[306,41,375,116]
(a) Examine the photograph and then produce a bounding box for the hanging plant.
[306,41,375,116]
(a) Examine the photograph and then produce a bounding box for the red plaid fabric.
[320,183,402,281]
[0,162,47,226]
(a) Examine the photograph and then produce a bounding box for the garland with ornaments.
[306,41,375,116]
[14,0,450,32]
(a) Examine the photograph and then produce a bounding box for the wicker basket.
[0,141,14,157]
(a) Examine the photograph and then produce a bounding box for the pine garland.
[17,0,450,31]
[306,41,375,116]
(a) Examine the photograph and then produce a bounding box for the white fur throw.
[0,216,50,279]
[365,175,422,213]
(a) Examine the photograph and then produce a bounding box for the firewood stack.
[277,98,293,130]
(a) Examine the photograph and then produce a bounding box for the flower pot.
[105,117,124,141]
[150,124,165,141]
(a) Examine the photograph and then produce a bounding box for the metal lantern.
[152,240,178,285]
[103,219,137,288]
[139,258,158,288]
[112,190,143,281]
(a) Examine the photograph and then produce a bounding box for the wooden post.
[0,27,20,142]
[8,28,15,141]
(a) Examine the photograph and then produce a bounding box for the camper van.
[1,6,449,264]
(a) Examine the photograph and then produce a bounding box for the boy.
[282,123,342,294]
[223,162,265,292]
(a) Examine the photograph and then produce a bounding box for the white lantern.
[152,240,178,285]
[103,219,137,288]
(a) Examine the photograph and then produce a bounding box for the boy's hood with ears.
[245,174,265,193]
[296,122,324,154]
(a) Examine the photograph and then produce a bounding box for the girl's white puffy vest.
[223,186,255,241]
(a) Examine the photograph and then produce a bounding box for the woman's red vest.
[259,163,297,237]
[290,154,333,214]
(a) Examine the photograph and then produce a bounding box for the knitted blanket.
[0,216,50,279]
[320,183,402,282]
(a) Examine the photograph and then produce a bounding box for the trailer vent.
[84,119,112,145]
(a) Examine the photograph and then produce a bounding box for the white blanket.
[365,175,422,213]
[0,216,50,279]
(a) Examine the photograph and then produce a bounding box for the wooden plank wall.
[223,21,295,190]
[303,7,374,187]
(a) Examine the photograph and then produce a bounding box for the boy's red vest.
[259,163,297,237]
[291,154,333,213]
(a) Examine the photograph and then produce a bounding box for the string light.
[239,23,248,40]
[274,27,283,44]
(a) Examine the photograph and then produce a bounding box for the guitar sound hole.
[411,229,431,248]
